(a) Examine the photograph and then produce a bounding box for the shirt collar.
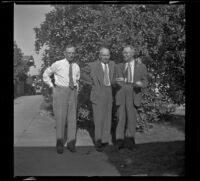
[64,58,75,64]
[101,62,109,66]
[126,59,135,66]
[64,58,69,63]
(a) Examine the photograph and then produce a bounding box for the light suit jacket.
[80,60,116,104]
[115,61,148,107]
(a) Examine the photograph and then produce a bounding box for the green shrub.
[36,5,185,132]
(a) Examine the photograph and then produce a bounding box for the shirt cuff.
[49,83,54,88]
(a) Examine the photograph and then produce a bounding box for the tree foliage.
[35,4,185,130]
[14,41,29,82]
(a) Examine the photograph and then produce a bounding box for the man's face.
[123,47,134,62]
[99,48,110,64]
[64,47,75,62]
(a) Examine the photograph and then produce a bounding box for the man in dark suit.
[115,45,148,151]
[80,47,116,152]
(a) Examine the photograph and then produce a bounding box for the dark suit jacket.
[115,61,148,107]
[80,60,116,104]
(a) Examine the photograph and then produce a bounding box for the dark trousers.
[116,84,137,140]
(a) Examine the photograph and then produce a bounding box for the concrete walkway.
[14,95,120,176]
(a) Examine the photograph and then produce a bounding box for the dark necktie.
[69,63,74,89]
[104,63,110,86]
[126,62,132,83]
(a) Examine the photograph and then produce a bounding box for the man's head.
[122,45,136,62]
[64,45,76,62]
[99,47,110,64]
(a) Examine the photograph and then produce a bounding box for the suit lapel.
[97,61,104,83]
[122,60,139,82]
[108,61,114,81]
[123,63,126,77]
[133,61,139,82]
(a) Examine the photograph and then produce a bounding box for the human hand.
[116,77,125,86]
[135,81,143,88]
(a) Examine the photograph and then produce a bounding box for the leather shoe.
[96,143,108,152]
[67,145,76,153]
[67,140,76,153]
[124,137,137,151]
[56,139,64,154]
[115,139,124,150]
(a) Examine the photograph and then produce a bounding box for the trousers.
[92,86,112,143]
[116,84,137,140]
[53,86,77,144]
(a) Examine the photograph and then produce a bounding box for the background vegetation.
[34,4,185,131]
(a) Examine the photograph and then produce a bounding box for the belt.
[55,85,78,89]
[125,82,134,85]
[103,85,111,88]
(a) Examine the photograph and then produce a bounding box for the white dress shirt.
[43,58,80,88]
[101,62,111,86]
[125,59,135,83]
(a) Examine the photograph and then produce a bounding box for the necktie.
[126,62,132,83]
[69,63,74,89]
[104,63,110,86]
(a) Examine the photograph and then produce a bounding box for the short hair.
[123,45,135,51]
[99,46,110,54]
[64,44,75,50]
[99,45,109,51]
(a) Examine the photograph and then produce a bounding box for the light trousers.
[92,86,112,143]
[53,86,77,143]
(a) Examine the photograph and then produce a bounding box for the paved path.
[14,95,120,176]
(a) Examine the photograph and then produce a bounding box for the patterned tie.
[69,63,74,89]
[126,62,132,83]
[104,63,110,86]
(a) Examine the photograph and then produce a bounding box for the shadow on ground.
[14,146,119,176]
[104,140,185,176]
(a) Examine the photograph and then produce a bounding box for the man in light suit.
[80,47,116,152]
[115,45,148,151]
[43,45,80,154]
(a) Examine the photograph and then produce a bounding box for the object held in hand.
[116,77,125,82]
[134,81,143,88]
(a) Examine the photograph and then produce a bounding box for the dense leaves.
[35,5,185,131]
[14,41,29,82]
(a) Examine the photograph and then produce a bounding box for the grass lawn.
[104,113,185,176]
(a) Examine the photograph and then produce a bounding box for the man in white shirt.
[80,47,116,152]
[43,45,80,153]
[115,45,148,151]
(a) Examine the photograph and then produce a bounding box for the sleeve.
[141,64,148,88]
[43,62,57,88]
[112,63,118,84]
[76,64,80,81]
[79,63,93,85]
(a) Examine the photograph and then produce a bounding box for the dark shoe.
[56,139,64,154]
[67,140,76,153]
[95,139,102,152]
[96,146,104,152]
[96,142,108,152]
[95,139,102,147]
[67,145,76,153]
[124,137,137,151]
[101,143,109,152]
[115,139,124,150]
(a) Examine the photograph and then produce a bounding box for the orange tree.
[34,4,185,130]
